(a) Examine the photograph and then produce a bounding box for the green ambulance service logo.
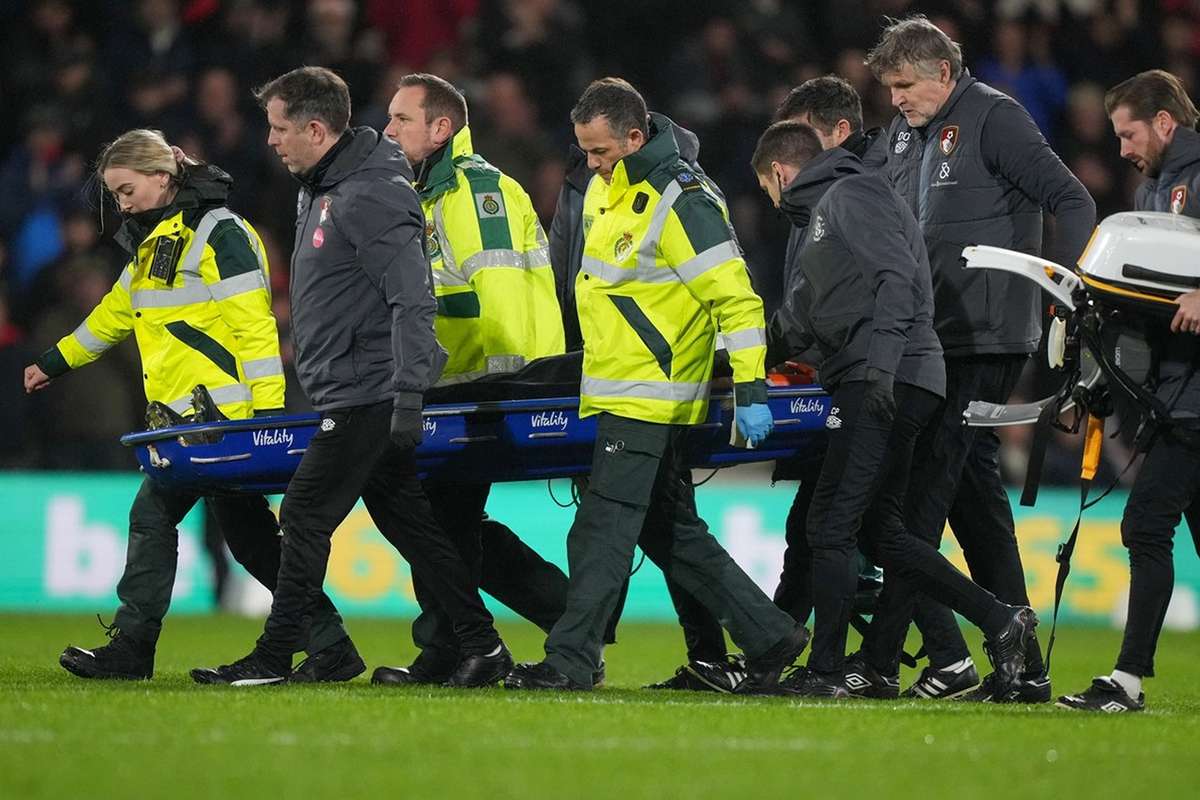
[614,232,634,262]
[475,192,506,218]
[425,222,442,261]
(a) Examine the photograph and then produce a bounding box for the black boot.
[60,617,154,680]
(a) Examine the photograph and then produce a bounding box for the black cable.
[691,467,723,487]
[1083,448,1142,511]
[628,549,647,576]
[548,479,576,508]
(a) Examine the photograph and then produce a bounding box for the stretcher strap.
[1019,400,1060,507]
[1045,413,1104,674]
[1043,478,1088,675]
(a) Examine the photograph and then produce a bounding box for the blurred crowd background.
[0,0,1181,485]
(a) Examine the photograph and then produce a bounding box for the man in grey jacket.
[192,66,512,687]
[861,16,1096,702]
[751,121,1037,699]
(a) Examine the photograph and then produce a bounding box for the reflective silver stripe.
[635,181,683,272]
[433,269,470,289]
[674,240,741,283]
[581,255,679,286]
[178,208,238,277]
[118,268,133,292]
[131,283,213,309]
[581,375,709,404]
[433,197,457,272]
[210,270,267,301]
[242,355,284,380]
[460,249,524,282]
[72,321,112,356]
[526,245,551,268]
[166,382,252,413]
[720,327,767,352]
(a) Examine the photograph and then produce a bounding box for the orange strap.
[1081,413,1105,481]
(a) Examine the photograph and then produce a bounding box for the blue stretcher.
[121,385,831,495]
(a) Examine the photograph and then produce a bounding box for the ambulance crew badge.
[425,222,442,260]
[614,232,634,262]
[475,192,505,218]
[939,125,959,156]
[1171,185,1187,214]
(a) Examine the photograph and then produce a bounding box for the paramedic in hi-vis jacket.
[505,78,809,692]
[26,129,353,683]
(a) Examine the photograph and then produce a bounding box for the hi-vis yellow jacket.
[38,176,284,421]
[577,119,768,424]
[417,126,564,384]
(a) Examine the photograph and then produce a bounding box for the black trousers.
[808,381,1011,674]
[773,455,823,625]
[863,355,1042,674]
[544,414,796,686]
[257,401,501,661]
[1115,427,1200,677]
[411,482,570,666]
[114,476,348,653]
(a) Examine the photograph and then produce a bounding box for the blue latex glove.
[735,403,774,448]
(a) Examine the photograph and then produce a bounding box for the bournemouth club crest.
[1171,185,1188,214]
[939,125,959,156]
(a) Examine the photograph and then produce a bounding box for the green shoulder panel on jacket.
[461,166,514,250]
[207,219,261,280]
[670,188,733,255]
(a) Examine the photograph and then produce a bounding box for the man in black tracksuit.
[860,17,1096,702]
[751,121,1038,698]
[1060,70,1200,712]
[192,67,511,687]
[767,76,888,638]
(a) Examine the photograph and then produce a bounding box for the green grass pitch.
[2,614,1199,799]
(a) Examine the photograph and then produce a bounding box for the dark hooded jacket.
[288,126,446,412]
[548,113,726,350]
[774,148,944,395]
[774,126,887,365]
[1134,125,1200,420]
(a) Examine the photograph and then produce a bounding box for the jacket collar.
[609,114,680,198]
[565,112,696,196]
[1158,126,1200,186]
[297,127,389,192]
[114,163,233,253]
[841,126,881,160]
[920,70,976,132]
[417,125,475,200]
[779,147,864,228]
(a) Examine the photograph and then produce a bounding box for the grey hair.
[866,15,963,81]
